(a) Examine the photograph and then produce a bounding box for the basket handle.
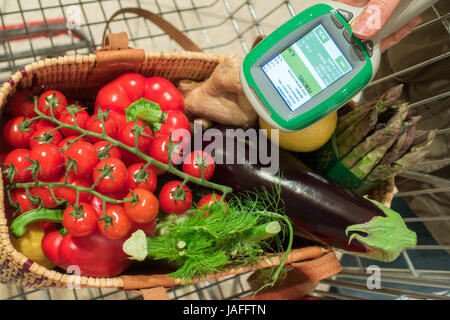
[102,7,203,52]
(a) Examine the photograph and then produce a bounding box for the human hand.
[336,0,423,52]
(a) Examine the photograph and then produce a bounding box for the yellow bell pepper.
[10,222,55,269]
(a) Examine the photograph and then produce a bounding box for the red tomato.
[89,195,104,217]
[37,90,68,118]
[86,113,118,143]
[3,116,35,148]
[92,157,127,194]
[93,140,122,160]
[63,202,98,237]
[59,135,83,151]
[8,88,38,117]
[64,140,99,178]
[147,135,184,176]
[159,181,192,215]
[119,120,153,164]
[58,106,89,137]
[29,126,63,149]
[30,143,64,181]
[182,150,215,180]
[98,205,132,240]
[144,77,184,113]
[29,186,58,208]
[54,173,92,204]
[156,110,191,140]
[4,149,33,182]
[124,188,159,223]
[10,188,38,213]
[197,194,226,209]
[33,119,53,131]
[125,162,157,193]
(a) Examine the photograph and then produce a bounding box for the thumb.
[351,0,403,39]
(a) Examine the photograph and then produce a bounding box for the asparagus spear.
[338,107,378,158]
[366,129,436,182]
[380,116,421,165]
[342,126,402,169]
[350,130,402,180]
[336,110,367,146]
[349,104,408,179]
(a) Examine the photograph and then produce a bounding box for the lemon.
[259,112,337,153]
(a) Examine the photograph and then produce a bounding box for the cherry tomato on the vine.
[8,88,38,117]
[64,140,99,178]
[182,150,215,181]
[3,148,33,183]
[92,157,127,194]
[29,143,64,181]
[59,135,83,151]
[158,181,192,215]
[197,194,226,209]
[29,126,63,149]
[124,188,159,223]
[148,135,184,176]
[98,205,132,240]
[37,90,68,118]
[156,110,191,141]
[54,173,92,204]
[63,202,98,237]
[58,106,89,137]
[119,120,153,164]
[93,140,122,160]
[86,113,118,143]
[125,163,157,193]
[9,188,38,213]
[3,116,35,148]
[29,185,58,208]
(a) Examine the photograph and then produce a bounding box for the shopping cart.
[0,0,449,300]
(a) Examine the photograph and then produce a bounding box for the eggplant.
[190,125,416,262]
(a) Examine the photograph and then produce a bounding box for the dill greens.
[123,185,293,290]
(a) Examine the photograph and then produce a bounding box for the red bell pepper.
[10,208,130,278]
[95,73,184,128]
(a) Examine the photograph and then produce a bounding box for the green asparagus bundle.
[336,84,404,136]
[334,86,436,184]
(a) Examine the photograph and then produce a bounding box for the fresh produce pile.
[335,85,436,183]
[1,72,419,287]
[1,73,292,283]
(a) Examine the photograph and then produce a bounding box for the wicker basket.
[0,24,395,299]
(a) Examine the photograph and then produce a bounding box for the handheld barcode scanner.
[241,0,439,132]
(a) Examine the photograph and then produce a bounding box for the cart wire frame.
[0,0,449,300]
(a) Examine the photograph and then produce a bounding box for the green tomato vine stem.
[10,182,135,206]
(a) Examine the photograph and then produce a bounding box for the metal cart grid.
[0,0,449,300]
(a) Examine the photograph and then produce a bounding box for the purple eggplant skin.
[191,127,415,259]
